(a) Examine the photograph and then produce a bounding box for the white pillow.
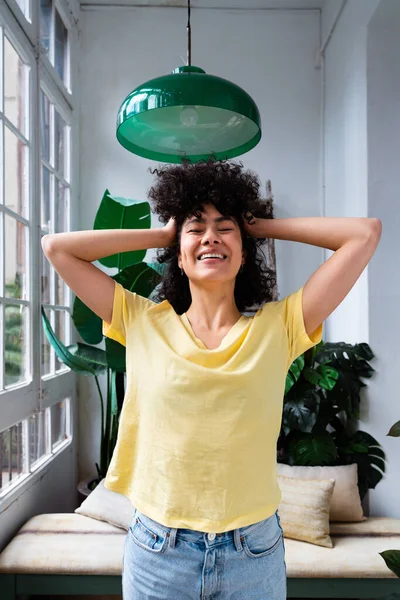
[277,463,366,522]
[75,479,135,530]
[277,474,336,547]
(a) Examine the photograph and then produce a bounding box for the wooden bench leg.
[0,574,16,600]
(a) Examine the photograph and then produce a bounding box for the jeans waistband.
[132,508,278,544]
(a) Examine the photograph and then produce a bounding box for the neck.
[185,280,241,329]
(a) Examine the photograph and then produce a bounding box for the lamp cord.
[187,0,191,66]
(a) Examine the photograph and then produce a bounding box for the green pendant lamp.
[116,1,261,164]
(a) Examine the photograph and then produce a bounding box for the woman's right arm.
[41,223,175,324]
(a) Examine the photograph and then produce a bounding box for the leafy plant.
[278,340,386,501]
[379,420,400,577]
[42,189,164,488]
[5,274,24,386]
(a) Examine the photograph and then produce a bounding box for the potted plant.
[279,340,386,503]
[42,190,164,495]
[379,420,400,578]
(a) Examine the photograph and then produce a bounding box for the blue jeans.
[122,508,287,599]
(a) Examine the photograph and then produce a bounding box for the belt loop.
[233,527,244,552]
[130,508,137,529]
[169,527,178,548]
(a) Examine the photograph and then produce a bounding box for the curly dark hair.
[147,155,276,314]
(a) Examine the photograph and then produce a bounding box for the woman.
[42,157,382,600]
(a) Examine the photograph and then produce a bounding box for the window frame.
[3,0,35,46]
[0,2,38,430]
[0,0,79,501]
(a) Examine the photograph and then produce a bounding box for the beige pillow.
[75,479,135,530]
[277,474,335,548]
[277,463,365,522]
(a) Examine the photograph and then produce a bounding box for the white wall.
[322,0,400,517]
[321,0,380,344]
[366,0,400,517]
[78,6,322,479]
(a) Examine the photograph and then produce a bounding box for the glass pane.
[55,310,69,371]
[0,422,27,494]
[5,215,27,300]
[41,246,51,303]
[4,37,29,137]
[54,110,65,176]
[15,0,30,20]
[55,9,68,84]
[40,91,51,163]
[64,125,71,183]
[29,410,47,465]
[40,0,52,56]
[55,272,66,305]
[51,399,68,449]
[41,308,51,377]
[55,180,68,233]
[5,304,28,387]
[41,166,51,232]
[4,126,29,218]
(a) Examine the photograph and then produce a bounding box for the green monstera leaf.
[114,261,161,294]
[105,338,126,373]
[379,550,400,578]
[303,364,338,391]
[94,189,151,270]
[148,260,168,278]
[282,383,320,435]
[285,354,305,395]
[388,420,400,437]
[315,342,375,377]
[342,430,385,500]
[66,342,108,373]
[289,430,338,466]
[41,308,107,375]
[72,296,104,346]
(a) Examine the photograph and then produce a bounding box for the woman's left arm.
[244,215,382,335]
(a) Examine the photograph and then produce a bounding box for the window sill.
[0,437,73,512]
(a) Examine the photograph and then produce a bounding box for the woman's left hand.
[242,211,263,237]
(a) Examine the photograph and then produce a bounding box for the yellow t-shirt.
[102,281,323,533]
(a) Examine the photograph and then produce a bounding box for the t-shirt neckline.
[179,312,249,351]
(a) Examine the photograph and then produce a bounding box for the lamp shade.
[116,66,261,163]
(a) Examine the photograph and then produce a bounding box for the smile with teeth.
[197,253,227,261]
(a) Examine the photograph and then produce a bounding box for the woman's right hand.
[163,217,177,247]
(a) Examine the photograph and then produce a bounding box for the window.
[15,1,31,23]
[40,0,71,91]
[0,397,71,494]
[0,0,77,498]
[40,88,71,379]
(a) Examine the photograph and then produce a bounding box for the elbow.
[368,218,382,241]
[41,234,57,257]
[359,218,382,251]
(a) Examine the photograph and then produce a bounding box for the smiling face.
[177,204,245,284]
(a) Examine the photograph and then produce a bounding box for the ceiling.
[80,0,326,9]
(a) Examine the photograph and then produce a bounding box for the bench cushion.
[286,517,400,578]
[0,514,399,578]
[277,463,365,522]
[0,514,126,576]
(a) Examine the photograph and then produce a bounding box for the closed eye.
[188,228,233,233]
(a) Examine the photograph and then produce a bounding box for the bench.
[0,513,399,598]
